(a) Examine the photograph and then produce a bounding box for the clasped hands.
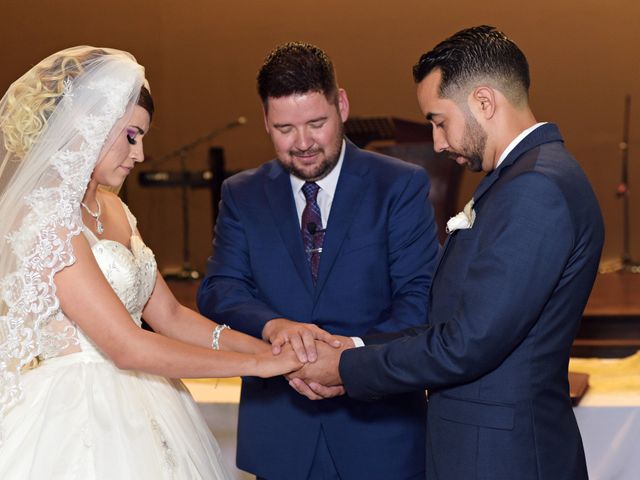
[262,317,354,400]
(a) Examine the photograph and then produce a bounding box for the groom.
[290,26,604,480]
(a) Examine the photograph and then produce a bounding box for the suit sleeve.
[196,181,280,338]
[368,167,439,333]
[340,172,574,399]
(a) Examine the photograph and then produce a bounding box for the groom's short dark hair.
[257,42,338,110]
[413,25,530,106]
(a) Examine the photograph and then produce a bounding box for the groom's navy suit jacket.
[197,140,439,480]
[341,124,604,480]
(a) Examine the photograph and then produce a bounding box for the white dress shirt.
[288,140,364,346]
[495,122,546,168]
[289,140,345,227]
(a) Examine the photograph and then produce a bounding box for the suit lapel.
[433,124,564,278]
[473,123,563,204]
[432,235,451,278]
[313,143,367,300]
[263,165,314,295]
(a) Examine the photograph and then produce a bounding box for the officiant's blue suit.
[340,124,604,480]
[197,140,439,480]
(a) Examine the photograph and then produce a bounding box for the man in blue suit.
[290,26,604,479]
[196,42,439,480]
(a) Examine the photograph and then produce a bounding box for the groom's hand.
[287,339,354,399]
[262,317,342,363]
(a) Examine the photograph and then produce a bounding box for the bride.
[0,47,304,479]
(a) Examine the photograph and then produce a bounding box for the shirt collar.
[290,139,346,198]
[495,122,547,168]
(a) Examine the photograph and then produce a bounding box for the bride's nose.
[130,141,144,163]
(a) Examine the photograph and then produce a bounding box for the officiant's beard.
[447,113,487,173]
[278,123,344,182]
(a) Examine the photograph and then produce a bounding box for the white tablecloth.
[570,352,640,479]
[187,378,640,480]
[575,405,640,479]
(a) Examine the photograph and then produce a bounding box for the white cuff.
[350,336,365,348]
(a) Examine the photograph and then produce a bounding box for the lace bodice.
[40,202,157,358]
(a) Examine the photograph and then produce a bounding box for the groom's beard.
[447,113,487,172]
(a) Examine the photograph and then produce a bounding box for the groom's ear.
[470,86,496,120]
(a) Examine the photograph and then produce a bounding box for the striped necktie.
[301,182,324,283]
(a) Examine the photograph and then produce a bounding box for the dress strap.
[119,199,138,233]
[82,225,99,246]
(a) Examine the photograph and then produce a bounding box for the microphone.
[230,116,247,127]
[153,116,248,165]
[306,222,326,235]
[305,222,325,254]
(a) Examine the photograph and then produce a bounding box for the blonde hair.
[1,49,106,159]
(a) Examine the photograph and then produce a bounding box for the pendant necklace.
[81,199,104,235]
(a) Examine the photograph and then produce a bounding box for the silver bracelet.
[211,324,230,350]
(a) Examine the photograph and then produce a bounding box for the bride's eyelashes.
[126,128,138,145]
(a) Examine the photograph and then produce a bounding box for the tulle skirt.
[0,349,232,479]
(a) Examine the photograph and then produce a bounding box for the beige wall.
[2,0,639,272]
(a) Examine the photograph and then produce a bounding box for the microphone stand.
[154,117,246,166]
[601,95,640,273]
[150,118,246,281]
[175,149,196,280]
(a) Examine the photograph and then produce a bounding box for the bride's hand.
[255,344,303,378]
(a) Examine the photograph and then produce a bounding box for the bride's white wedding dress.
[0,205,232,479]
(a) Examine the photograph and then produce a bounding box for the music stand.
[141,119,245,280]
[174,150,199,280]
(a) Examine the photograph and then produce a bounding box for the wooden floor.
[168,271,640,357]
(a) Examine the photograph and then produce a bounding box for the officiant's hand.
[262,317,342,363]
[287,339,354,399]
[289,378,346,400]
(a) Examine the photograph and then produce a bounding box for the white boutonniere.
[446,199,476,234]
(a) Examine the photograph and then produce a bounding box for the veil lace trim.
[0,48,144,442]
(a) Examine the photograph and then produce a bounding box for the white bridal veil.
[0,46,145,440]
